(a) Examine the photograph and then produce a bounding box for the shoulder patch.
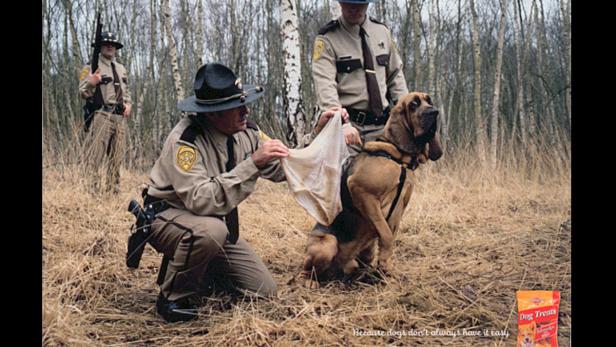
[318,20,339,35]
[313,38,326,61]
[176,145,197,172]
[79,66,90,81]
[369,17,388,28]
[179,123,201,144]
[258,130,272,142]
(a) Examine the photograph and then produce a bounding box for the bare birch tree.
[161,0,185,101]
[411,0,422,89]
[469,0,486,162]
[330,0,341,20]
[282,0,306,147]
[489,0,508,168]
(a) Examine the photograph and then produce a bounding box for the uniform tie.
[111,62,124,107]
[359,27,384,117]
[225,136,240,244]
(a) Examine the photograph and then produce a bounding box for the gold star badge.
[176,146,197,172]
[313,39,325,61]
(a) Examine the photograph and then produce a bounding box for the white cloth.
[281,112,350,225]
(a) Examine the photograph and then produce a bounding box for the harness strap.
[386,166,406,221]
[369,151,407,222]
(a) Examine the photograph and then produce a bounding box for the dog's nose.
[423,108,439,118]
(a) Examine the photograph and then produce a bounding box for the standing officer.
[304,0,409,275]
[141,63,292,322]
[310,0,408,158]
[78,31,132,194]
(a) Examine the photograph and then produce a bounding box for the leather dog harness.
[367,150,409,221]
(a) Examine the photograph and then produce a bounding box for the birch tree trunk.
[281,0,306,148]
[330,0,341,20]
[512,0,526,145]
[196,0,204,67]
[469,0,486,162]
[524,2,536,142]
[427,0,439,96]
[62,0,83,67]
[161,0,185,101]
[411,0,422,89]
[448,0,464,146]
[560,0,571,127]
[489,0,508,169]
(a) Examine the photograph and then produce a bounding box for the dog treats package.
[517,290,560,347]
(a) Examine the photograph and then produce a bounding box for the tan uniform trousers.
[84,110,126,193]
[149,208,277,302]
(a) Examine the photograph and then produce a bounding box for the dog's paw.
[300,270,320,289]
[342,259,359,275]
[377,259,393,274]
[303,278,320,289]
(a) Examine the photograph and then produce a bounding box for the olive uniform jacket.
[146,116,285,216]
[78,54,132,108]
[311,15,408,114]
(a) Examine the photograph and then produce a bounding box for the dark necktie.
[225,136,240,244]
[111,62,124,106]
[359,27,384,117]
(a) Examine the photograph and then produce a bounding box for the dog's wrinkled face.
[390,92,443,161]
[402,92,438,139]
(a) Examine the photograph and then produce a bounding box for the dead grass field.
[43,153,570,346]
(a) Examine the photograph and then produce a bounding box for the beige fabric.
[311,15,407,114]
[150,208,277,301]
[147,116,286,215]
[78,54,132,106]
[83,110,126,192]
[281,112,349,226]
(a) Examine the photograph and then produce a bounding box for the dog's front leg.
[352,194,395,274]
[376,228,394,274]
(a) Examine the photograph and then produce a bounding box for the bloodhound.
[301,92,443,285]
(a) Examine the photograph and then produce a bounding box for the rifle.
[83,12,104,132]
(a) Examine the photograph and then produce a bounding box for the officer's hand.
[342,124,362,146]
[87,69,102,87]
[252,140,289,169]
[123,103,132,117]
[314,107,349,134]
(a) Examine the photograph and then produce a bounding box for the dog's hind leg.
[356,239,376,268]
[301,230,338,287]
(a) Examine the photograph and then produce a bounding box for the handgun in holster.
[126,199,155,269]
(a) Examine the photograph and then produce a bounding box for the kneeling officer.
[131,63,289,322]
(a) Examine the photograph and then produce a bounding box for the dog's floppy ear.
[428,132,443,161]
[384,98,420,155]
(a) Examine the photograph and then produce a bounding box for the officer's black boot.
[156,292,198,322]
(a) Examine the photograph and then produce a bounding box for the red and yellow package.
[517,290,560,347]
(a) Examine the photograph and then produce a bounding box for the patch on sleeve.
[258,130,272,142]
[79,66,90,81]
[313,39,325,61]
[176,145,197,172]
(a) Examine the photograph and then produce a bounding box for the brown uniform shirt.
[147,116,285,216]
[78,54,132,107]
[311,15,408,114]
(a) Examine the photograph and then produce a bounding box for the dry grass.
[43,150,570,346]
